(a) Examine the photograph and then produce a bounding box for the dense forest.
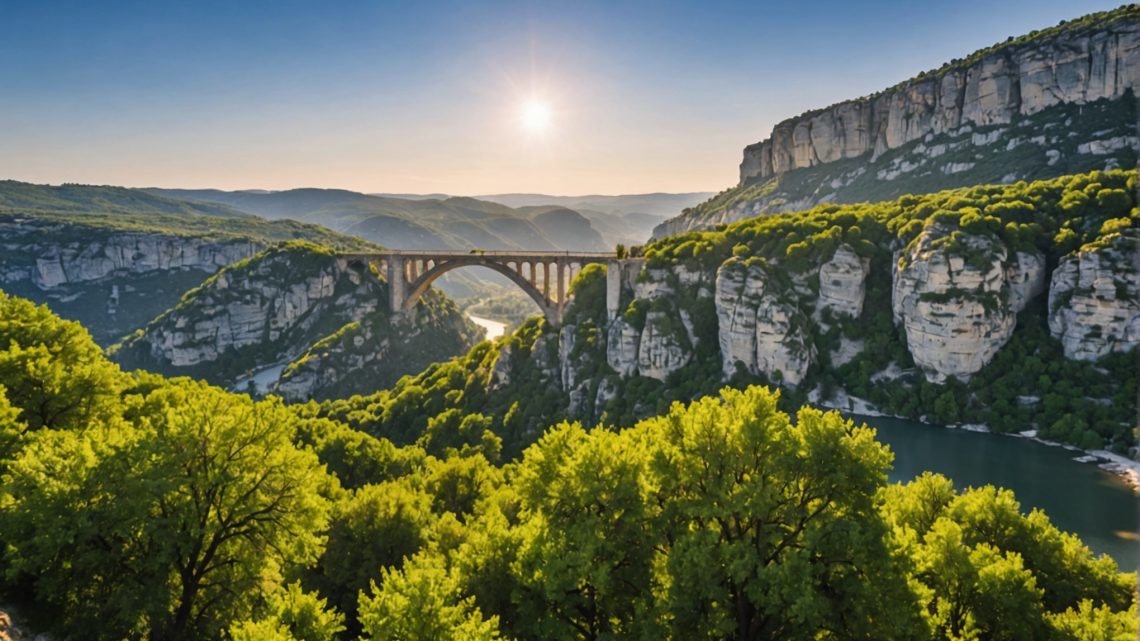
[0,291,1134,640]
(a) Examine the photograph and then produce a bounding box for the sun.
[520,99,552,132]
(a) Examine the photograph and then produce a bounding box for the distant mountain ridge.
[656,4,1140,237]
[147,187,613,251]
[0,180,253,218]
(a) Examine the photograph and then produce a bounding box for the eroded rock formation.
[1048,235,1140,360]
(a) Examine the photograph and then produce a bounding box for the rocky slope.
[0,183,371,344]
[509,229,1134,438]
[1049,234,1140,360]
[366,172,1137,456]
[655,5,1140,238]
[111,242,481,401]
[0,217,263,344]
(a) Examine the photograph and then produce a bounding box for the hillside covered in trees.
[319,171,1139,460]
[0,292,1134,640]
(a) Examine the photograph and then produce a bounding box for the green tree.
[313,479,434,630]
[513,423,661,640]
[358,553,504,641]
[0,384,25,467]
[0,381,331,641]
[229,582,345,641]
[1047,600,1138,641]
[644,387,924,641]
[0,291,123,431]
[881,475,1137,641]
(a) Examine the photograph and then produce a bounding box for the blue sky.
[0,0,1122,194]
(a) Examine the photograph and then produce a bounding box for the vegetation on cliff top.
[652,170,1138,451]
[330,171,1138,458]
[109,241,479,400]
[687,95,1137,222]
[0,293,1134,640]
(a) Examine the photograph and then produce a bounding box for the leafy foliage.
[0,294,1134,640]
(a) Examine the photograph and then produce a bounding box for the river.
[856,414,1140,571]
[467,314,507,340]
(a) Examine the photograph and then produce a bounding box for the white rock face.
[8,233,261,289]
[714,259,813,387]
[738,17,1140,183]
[818,244,871,319]
[1048,235,1140,360]
[559,325,578,390]
[150,261,341,367]
[636,310,691,381]
[716,260,764,377]
[892,226,1043,383]
[594,377,619,417]
[673,264,713,298]
[605,318,640,377]
[633,269,673,300]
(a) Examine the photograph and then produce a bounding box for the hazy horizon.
[1,0,1123,195]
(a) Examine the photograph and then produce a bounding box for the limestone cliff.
[1048,234,1140,360]
[111,242,480,401]
[891,225,1045,383]
[715,259,814,386]
[0,218,264,344]
[655,6,1140,238]
[0,227,259,289]
[507,223,1120,422]
[739,11,1140,183]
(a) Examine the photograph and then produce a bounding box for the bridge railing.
[340,250,619,259]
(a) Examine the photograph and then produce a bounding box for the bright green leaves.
[0,380,332,641]
[359,555,505,641]
[230,582,345,641]
[313,480,434,626]
[646,388,917,641]
[916,520,1046,641]
[514,423,660,640]
[0,290,124,431]
[1047,600,1139,641]
[882,474,1138,641]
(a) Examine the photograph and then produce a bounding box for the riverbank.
[815,389,1140,495]
[466,314,508,340]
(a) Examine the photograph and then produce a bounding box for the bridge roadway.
[339,250,638,325]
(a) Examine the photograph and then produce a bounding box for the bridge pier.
[386,255,405,314]
[606,260,622,321]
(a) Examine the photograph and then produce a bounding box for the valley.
[0,3,1137,641]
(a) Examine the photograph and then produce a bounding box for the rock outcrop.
[1048,234,1140,360]
[636,310,691,381]
[715,259,814,386]
[142,260,343,368]
[739,11,1140,183]
[0,225,260,289]
[605,319,641,377]
[818,244,871,319]
[892,225,1045,382]
[112,243,480,401]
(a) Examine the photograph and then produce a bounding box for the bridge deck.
[341,250,617,260]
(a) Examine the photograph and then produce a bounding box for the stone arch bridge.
[340,250,639,326]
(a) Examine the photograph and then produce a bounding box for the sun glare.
[521,99,552,132]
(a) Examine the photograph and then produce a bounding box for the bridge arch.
[340,251,634,327]
[403,257,560,321]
